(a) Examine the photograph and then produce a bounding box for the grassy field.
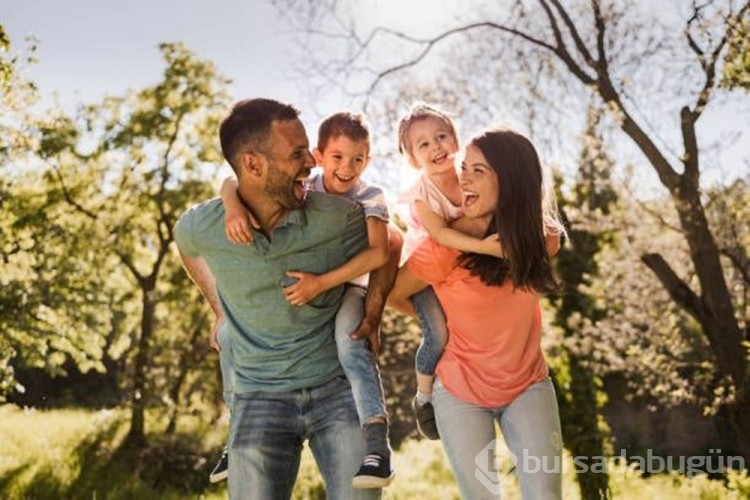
[1,405,748,499]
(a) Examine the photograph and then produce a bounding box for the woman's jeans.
[412,286,449,376]
[228,376,381,500]
[434,377,563,499]
[335,285,387,424]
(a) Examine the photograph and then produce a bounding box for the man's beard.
[265,162,307,210]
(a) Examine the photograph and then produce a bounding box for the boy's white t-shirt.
[309,172,389,287]
[399,174,463,265]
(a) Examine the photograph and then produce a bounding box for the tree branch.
[547,0,596,67]
[591,0,608,66]
[641,252,711,339]
[721,246,750,288]
[537,0,597,85]
[365,22,559,96]
[50,163,98,220]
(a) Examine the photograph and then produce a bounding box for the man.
[174,98,384,499]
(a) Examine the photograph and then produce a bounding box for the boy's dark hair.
[397,102,458,158]
[317,111,370,151]
[219,98,300,173]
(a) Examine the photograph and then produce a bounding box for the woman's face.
[459,144,498,220]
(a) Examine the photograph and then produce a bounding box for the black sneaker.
[352,453,395,489]
[209,446,229,483]
[413,397,440,440]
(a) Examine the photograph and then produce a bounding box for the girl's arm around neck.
[414,201,504,258]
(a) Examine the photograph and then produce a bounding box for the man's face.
[262,119,315,209]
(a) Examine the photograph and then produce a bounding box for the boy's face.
[313,135,370,195]
[406,117,459,175]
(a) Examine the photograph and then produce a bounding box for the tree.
[275,0,750,460]
[549,106,617,498]
[28,42,230,446]
[0,23,45,399]
[721,11,750,90]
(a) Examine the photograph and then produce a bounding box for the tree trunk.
[125,289,155,449]
[554,361,611,499]
[643,184,749,460]
[728,389,750,461]
[165,323,203,435]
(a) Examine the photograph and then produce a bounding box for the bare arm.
[414,200,504,257]
[178,250,224,351]
[284,217,390,305]
[351,225,403,354]
[387,263,430,318]
[220,176,258,244]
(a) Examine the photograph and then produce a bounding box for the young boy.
[221,111,397,489]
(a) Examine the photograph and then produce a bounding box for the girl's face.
[406,117,459,175]
[459,144,499,221]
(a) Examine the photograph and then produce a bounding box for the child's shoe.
[413,397,440,440]
[352,453,395,489]
[209,446,229,483]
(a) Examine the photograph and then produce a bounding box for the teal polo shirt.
[174,191,367,393]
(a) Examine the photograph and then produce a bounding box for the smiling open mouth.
[464,191,478,206]
[334,173,354,183]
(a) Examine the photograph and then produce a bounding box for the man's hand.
[351,317,381,356]
[209,316,225,352]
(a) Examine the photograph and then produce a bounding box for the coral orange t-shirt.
[407,238,549,407]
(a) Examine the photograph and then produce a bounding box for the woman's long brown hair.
[457,128,561,295]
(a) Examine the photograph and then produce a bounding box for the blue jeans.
[335,285,387,424]
[228,376,381,500]
[434,377,563,499]
[412,287,449,376]
[217,322,234,409]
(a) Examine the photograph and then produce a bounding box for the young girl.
[389,103,504,440]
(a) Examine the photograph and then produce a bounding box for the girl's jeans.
[412,286,449,376]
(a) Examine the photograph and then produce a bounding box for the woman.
[390,127,564,499]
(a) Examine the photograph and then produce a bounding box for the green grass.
[1,404,747,499]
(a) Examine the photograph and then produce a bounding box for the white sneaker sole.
[209,469,228,483]
[352,472,395,489]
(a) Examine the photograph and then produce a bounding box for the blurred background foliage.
[1,0,749,496]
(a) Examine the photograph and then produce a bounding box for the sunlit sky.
[5,0,301,107]
[4,0,748,191]
[4,0,446,114]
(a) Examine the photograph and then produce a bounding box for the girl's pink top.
[407,238,549,407]
[398,175,463,265]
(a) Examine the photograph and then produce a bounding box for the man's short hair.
[317,111,370,152]
[219,98,300,172]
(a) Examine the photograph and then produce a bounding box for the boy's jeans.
[412,286,449,376]
[433,377,563,499]
[228,376,381,500]
[217,322,234,409]
[335,285,387,425]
